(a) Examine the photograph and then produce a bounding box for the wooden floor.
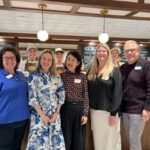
[22,119,150,150]
[86,118,150,150]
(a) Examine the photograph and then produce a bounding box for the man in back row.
[120,40,150,150]
[55,47,65,74]
[18,45,38,149]
[18,45,38,76]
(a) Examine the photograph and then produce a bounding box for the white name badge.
[74,79,81,83]
[134,66,142,70]
[6,74,13,79]
[23,71,29,77]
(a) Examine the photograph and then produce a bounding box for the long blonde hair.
[87,43,114,80]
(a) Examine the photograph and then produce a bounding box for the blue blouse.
[28,70,65,115]
[0,69,30,124]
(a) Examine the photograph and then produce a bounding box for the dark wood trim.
[139,0,144,4]
[1,32,150,46]
[47,0,150,12]
[0,0,150,21]
[70,4,80,14]
[3,0,11,8]
[125,11,138,17]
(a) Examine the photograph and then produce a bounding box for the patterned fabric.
[26,70,66,150]
[61,71,89,116]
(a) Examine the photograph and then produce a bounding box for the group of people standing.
[0,40,150,150]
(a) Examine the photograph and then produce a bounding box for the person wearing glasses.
[120,40,150,150]
[0,46,30,150]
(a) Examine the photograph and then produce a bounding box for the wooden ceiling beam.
[3,0,11,8]
[0,0,150,21]
[70,5,80,14]
[4,0,150,12]
[47,0,150,12]
[125,11,138,17]
[1,32,150,44]
[138,0,144,4]
[0,32,98,40]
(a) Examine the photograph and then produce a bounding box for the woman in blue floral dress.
[26,49,66,150]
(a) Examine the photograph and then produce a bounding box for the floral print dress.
[26,71,66,150]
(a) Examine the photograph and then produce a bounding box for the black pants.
[61,101,86,150]
[0,119,28,150]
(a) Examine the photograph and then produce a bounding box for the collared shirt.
[61,71,89,116]
[0,69,30,124]
[28,70,65,115]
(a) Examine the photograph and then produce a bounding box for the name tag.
[74,79,81,83]
[6,74,13,79]
[23,71,29,77]
[134,66,142,70]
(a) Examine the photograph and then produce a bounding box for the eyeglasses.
[124,48,137,53]
[3,56,16,61]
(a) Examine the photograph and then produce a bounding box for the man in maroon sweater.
[120,40,150,150]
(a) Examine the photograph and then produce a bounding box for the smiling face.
[111,50,120,65]
[55,51,64,63]
[66,54,80,73]
[3,51,17,73]
[96,46,108,63]
[111,50,119,60]
[40,52,52,73]
[27,48,37,61]
[124,41,140,64]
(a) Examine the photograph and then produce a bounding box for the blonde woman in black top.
[87,43,122,150]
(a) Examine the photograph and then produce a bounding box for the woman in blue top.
[0,46,30,150]
[26,49,65,150]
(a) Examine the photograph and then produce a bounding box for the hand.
[81,116,88,125]
[49,112,59,123]
[40,113,50,125]
[108,116,116,126]
[142,109,150,122]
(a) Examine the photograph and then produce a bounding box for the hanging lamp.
[37,3,49,42]
[98,9,109,43]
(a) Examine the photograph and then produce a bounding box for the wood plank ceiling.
[0,0,150,45]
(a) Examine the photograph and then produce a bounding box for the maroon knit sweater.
[120,58,150,114]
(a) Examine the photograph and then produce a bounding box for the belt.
[65,100,82,105]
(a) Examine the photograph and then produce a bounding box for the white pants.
[90,109,121,150]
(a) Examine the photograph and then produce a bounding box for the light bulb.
[98,33,109,43]
[37,30,49,42]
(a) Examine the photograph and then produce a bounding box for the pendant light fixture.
[98,9,109,43]
[37,3,49,42]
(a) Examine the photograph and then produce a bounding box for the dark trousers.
[0,120,28,150]
[61,101,86,150]
[21,121,30,149]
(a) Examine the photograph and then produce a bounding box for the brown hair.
[0,46,20,70]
